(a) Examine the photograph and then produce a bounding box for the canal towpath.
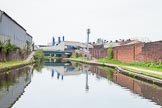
[68,58,162,75]
[67,58,162,85]
[0,51,35,72]
[24,51,35,62]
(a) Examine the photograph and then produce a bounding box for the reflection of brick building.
[113,73,162,106]
[89,66,110,78]
[90,66,162,106]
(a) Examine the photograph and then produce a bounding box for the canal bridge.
[43,50,72,57]
[40,41,93,57]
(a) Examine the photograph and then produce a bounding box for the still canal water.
[0,59,162,108]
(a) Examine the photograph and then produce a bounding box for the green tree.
[33,49,44,63]
[107,47,113,59]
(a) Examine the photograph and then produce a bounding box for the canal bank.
[0,61,33,73]
[65,58,162,86]
[0,52,35,73]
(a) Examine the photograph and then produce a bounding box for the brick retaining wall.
[113,41,162,63]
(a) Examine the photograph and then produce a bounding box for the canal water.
[0,59,162,108]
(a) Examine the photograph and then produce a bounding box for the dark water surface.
[0,60,162,108]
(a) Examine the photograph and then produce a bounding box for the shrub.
[75,52,82,58]
[33,49,44,63]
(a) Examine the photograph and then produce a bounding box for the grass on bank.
[98,57,162,72]
[68,56,162,79]
[120,66,162,79]
[0,60,26,69]
[98,66,116,73]
[98,57,122,65]
[98,57,162,79]
[128,62,162,72]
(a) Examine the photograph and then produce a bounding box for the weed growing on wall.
[107,47,113,59]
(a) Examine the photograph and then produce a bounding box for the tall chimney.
[58,37,61,44]
[52,37,55,46]
[62,36,65,41]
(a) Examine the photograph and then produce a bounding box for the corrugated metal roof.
[26,33,33,38]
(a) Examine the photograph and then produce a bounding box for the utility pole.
[87,28,90,51]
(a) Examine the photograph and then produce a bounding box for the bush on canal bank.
[71,51,82,58]
[33,49,44,63]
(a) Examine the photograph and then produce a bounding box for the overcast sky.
[0,0,162,44]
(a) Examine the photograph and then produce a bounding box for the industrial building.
[0,10,32,49]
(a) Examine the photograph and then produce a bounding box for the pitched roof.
[0,10,26,31]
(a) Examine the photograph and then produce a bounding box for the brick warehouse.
[113,41,162,63]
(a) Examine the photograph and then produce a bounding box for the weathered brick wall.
[134,43,145,61]
[136,41,162,62]
[0,51,28,61]
[113,45,135,63]
[90,45,107,59]
[113,41,162,63]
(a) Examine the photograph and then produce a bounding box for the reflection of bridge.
[45,61,90,91]
[45,65,83,76]
[44,61,90,77]
[44,61,71,66]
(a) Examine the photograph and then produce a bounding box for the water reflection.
[44,59,162,106]
[44,59,87,79]
[7,60,162,108]
[90,66,162,106]
[0,66,33,108]
[85,70,89,92]
[44,59,91,91]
